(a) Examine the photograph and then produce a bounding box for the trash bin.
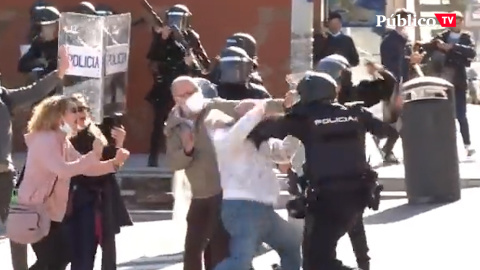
[400,76,460,204]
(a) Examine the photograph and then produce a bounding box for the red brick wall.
[0,0,291,153]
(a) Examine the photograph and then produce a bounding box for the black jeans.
[302,187,366,270]
[348,215,369,269]
[30,221,70,270]
[67,201,117,270]
[455,89,471,146]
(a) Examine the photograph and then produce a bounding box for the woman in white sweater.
[207,101,301,270]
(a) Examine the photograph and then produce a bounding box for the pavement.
[2,187,480,269]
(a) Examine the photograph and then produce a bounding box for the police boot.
[358,261,370,270]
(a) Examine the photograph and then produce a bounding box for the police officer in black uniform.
[316,54,400,164]
[216,46,270,100]
[96,3,115,16]
[251,71,398,270]
[18,5,60,86]
[76,1,97,15]
[27,0,51,42]
[210,33,264,86]
[146,4,205,166]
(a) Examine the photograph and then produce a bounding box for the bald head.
[171,76,201,106]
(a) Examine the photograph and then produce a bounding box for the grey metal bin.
[400,76,460,204]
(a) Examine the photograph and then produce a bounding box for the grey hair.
[171,76,201,93]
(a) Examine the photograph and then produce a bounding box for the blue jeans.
[215,200,301,270]
[455,89,471,146]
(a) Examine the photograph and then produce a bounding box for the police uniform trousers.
[303,180,368,270]
[0,170,29,270]
[146,82,175,165]
[348,213,370,269]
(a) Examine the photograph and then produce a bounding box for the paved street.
[2,188,480,269]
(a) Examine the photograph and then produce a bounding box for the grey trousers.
[0,171,28,270]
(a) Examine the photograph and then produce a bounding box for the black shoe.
[271,263,281,269]
[147,155,158,167]
[382,152,400,165]
[358,261,370,270]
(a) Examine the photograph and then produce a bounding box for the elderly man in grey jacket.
[0,46,69,270]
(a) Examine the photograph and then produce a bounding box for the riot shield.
[103,13,131,117]
[58,12,104,122]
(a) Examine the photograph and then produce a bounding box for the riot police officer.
[27,0,51,42]
[316,54,399,165]
[145,4,205,166]
[210,33,263,85]
[252,71,399,270]
[18,5,60,85]
[216,46,270,100]
[76,1,97,15]
[96,4,115,16]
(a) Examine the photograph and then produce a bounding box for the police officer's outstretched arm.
[360,107,399,139]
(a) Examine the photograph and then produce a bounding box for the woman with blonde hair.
[16,95,130,270]
[67,93,132,270]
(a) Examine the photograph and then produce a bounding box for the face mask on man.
[184,91,205,114]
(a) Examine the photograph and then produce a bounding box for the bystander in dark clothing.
[67,125,133,270]
[313,13,359,67]
[380,29,412,83]
[430,28,476,154]
[145,30,202,166]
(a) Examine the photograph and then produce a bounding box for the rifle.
[171,25,211,74]
[141,0,164,28]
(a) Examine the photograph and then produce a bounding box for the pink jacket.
[18,131,116,222]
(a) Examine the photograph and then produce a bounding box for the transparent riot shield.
[103,13,131,117]
[58,12,104,123]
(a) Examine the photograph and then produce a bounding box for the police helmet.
[166,4,191,31]
[193,78,218,98]
[96,4,115,16]
[33,6,60,25]
[219,46,254,84]
[225,33,257,58]
[315,54,350,81]
[296,71,338,103]
[76,1,97,15]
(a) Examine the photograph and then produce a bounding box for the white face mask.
[59,122,73,135]
[185,91,205,114]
